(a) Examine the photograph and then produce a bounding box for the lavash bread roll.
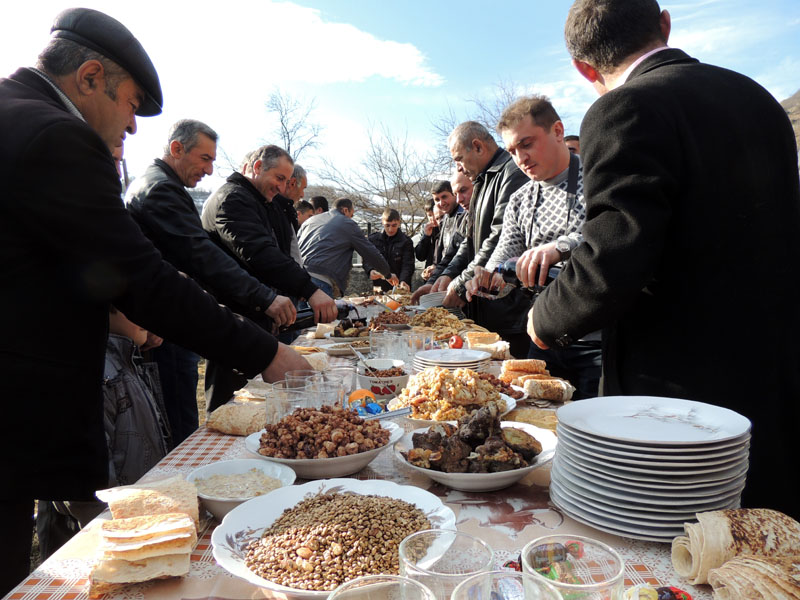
[88,554,190,599]
[523,377,576,402]
[707,555,800,599]
[467,340,511,359]
[671,509,800,585]
[96,475,199,531]
[207,402,266,436]
[304,350,329,371]
[465,331,500,346]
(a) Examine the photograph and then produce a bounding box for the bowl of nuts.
[188,458,296,521]
[356,359,409,401]
[211,478,456,598]
[244,406,404,479]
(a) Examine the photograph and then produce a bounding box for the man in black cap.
[0,9,310,592]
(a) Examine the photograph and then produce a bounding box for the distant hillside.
[781,89,800,151]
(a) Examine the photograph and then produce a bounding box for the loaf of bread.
[207,402,266,436]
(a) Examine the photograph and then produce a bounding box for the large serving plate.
[323,332,371,343]
[387,395,516,426]
[415,349,492,364]
[394,422,557,491]
[318,342,370,356]
[244,422,403,478]
[212,478,457,599]
[557,396,751,445]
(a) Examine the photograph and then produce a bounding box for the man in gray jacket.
[299,198,393,297]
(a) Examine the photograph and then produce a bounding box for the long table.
[5,343,713,600]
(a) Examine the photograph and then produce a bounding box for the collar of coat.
[226,171,268,203]
[627,48,698,82]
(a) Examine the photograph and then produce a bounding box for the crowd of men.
[1,0,799,593]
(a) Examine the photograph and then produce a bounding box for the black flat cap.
[50,7,163,116]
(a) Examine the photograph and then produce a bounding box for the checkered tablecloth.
[5,347,713,600]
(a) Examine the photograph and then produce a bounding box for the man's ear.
[471,138,484,155]
[660,9,672,44]
[75,59,105,96]
[552,120,565,141]
[573,59,600,84]
[169,139,184,158]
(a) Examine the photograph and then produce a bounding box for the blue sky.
[2,0,798,190]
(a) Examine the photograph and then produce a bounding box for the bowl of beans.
[356,359,409,402]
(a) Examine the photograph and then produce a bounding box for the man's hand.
[388,273,400,287]
[431,275,452,293]
[517,242,560,288]
[423,221,435,236]
[140,332,163,351]
[527,307,550,349]
[369,269,384,281]
[442,288,466,308]
[265,295,297,327]
[398,281,410,291]
[421,264,435,280]
[262,343,313,382]
[308,289,337,323]
[465,265,503,301]
[411,283,432,304]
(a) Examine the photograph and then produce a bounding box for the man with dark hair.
[430,121,529,357]
[201,145,337,409]
[126,120,297,443]
[451,171,474,212]
[310,195,329,214]
[365,207,414,291]
[531,0,800,517]
[415,197,440,273]
[564,134,580,155]
[466,95,601,399]
[0,9,310,592]
[299,198,392,297]
[295,199,314,226]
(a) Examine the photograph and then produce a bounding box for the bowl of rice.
[187,458,296,521]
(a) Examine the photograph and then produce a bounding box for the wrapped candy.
[536,560,580,584]
[624,584,692,600]
[527,541,584,569]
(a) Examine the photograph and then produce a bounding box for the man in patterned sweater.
[467,95,601,399]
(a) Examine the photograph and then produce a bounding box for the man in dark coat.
[365,208,415,291]
[531,0,800,518]
[0,9,310,593]
[201,145,338,409]
[431,122,530,357]
[126,120,297,443]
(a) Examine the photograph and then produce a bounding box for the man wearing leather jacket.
[126,120,296,442]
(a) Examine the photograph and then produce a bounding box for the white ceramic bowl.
[244,421,404,479]
[187,458,296,521]
[211,478,457,599]
[394,422,557,491]
[356,359,409,400]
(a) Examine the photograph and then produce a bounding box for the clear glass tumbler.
[451,570,561,600]
[328,575,437,600]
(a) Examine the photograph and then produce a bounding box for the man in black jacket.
[531,0,800,517]
[365,208,415,291]
[0,9,310,593]
[202,145,338,409]
[414,198,439,270]
[126,120,296,443]
[431,122,530,356]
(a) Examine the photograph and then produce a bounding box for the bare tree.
[265,89,322,160]
[318,123,440,236]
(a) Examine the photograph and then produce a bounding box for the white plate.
[556,424,751,460]
[212,478,457,599]
[415,349,492,363]
[393,422,557,491]
[323,332,371,343]
[557,421,751,454]
[556,396,751,445]
[388,395,517,426]
[244,422,403,478]
[318,341,371,356]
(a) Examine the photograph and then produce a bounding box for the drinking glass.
[521,534,625,600]
[266,379,311,420]
[369,330,392,358]
[328,575,436,600]
[451,570,561,600]
[399,529,494,600]
[308,379,345,408]
[326,367,357,404]
[284,369,319,385]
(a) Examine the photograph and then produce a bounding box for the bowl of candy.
[356,359,409,404]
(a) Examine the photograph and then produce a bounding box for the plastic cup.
[328,575,436,600]
[266,379,311,419]
[521,534,625,600]
[451,570,561,600]
[399,529,494,600]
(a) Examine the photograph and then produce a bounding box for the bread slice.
[100,513,194,541]
[88,553,190,599]
[207,402,266,436]
[96,475,199,530]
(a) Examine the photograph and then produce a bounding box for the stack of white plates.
[550,396,751,542]
[413,349,492,373]
[418,291,447,308]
